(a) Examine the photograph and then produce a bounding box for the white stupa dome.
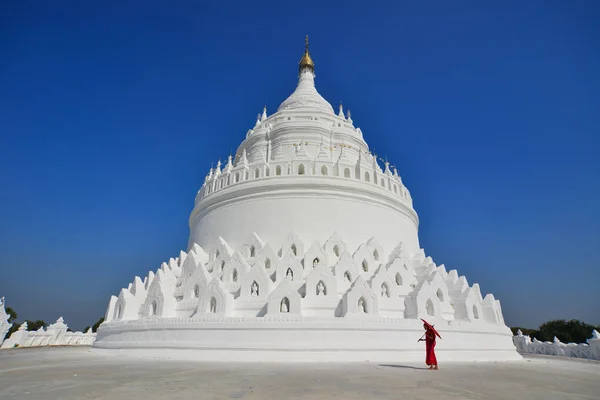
[94,38,520,363]
[277,69,334,114]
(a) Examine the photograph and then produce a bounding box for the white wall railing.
[513,329,600,360]
[0,317,96,349]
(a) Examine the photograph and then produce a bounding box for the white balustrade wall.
[513,329,600,360]
[0,317,96,349]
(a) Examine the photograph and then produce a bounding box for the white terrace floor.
[0,347,599,400]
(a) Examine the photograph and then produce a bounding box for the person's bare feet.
[433,366,439,370]
[428,365,434,370]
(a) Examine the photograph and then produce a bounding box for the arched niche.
[208,296,217,313]
[380,282,390,298]
[436,289,444,302]
[358,297,367,313]
[473,305,480,319]
[280,297,290,313]
[395,272,402,286]
[426,299,434,316]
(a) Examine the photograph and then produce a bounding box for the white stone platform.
[94,318,519,362]
[1,347,598,400]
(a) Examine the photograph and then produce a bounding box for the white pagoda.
[94,37,520,362]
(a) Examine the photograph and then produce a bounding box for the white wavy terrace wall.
[0,317,96,349]
[512,330,600,361]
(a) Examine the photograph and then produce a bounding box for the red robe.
[425,330,437,366]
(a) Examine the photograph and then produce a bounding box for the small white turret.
[224,155,233,174]
[261,105,267,121]
[240,149,249,168]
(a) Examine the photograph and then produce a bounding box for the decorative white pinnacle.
[225,155,233,173]
[261,105,267,121]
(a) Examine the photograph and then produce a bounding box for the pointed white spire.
[225,155,233,173]
[372,153,382,173]
[384,161,391,175]
[214,160,222,177]
[261,105,267,121]
[346,109,353,123]
[316,138,330,160]
[241,148,249,168]
[338,102,344,118]
[277,37,334,114]
[255,113,261,127]
[295,139,310,158]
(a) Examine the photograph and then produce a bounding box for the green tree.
[536,319,599,344]
[5,307,17,323]
[25,320,47,332]
[7,320,47,337]
[512,319,600,343]
[91,317,105,332]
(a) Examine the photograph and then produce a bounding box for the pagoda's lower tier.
[95,232,520,362]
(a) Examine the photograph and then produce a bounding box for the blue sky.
[1,1,598,330]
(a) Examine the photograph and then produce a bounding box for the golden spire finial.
[299,35,314,73]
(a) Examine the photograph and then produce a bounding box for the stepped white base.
[93,317,521,362]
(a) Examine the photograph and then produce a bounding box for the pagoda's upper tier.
[277,69,334,114]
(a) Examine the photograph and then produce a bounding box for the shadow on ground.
[378,364,429,370]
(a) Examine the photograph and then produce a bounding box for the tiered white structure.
[94,38,521,362]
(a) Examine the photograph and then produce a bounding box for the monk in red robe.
[419,323,439,370]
